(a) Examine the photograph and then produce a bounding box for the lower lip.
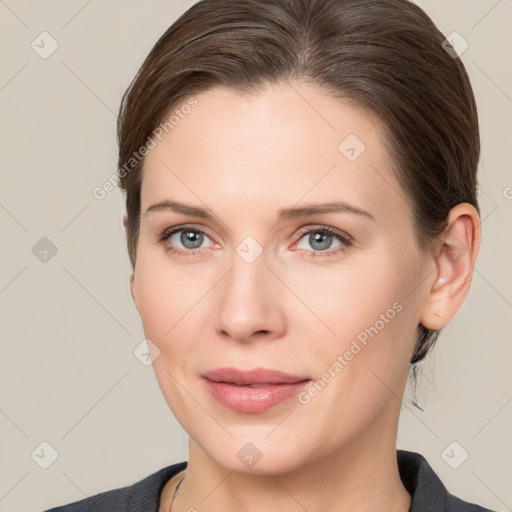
[204,379,311,413]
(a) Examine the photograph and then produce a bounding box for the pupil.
[311,232,331,250]
[182,230,203,249]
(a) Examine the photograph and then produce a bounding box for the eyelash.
[157,224,353,258]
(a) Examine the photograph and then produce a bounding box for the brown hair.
[116,0,480,377]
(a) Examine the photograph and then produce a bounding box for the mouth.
[202,367,312,413]
[202,367,310,385]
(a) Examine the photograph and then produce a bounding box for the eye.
[293,226,352,257]
[158,225,218,256]
[158,224,352,258]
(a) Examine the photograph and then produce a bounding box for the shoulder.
[42,461,187,512]
[397,449,498,512]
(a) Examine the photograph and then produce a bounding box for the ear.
[123,214,137,306]
[130,272,137,306]
[419,203,481,330]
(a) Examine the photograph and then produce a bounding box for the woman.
[44,0,498,510]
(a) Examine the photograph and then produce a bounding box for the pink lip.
[202,367,311,413]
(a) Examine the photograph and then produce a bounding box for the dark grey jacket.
[43,450,498,511]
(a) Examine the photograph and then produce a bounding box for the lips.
[202,367,310,385]
[202,367,311,413]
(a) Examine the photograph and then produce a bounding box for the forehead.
[140,82,410,223]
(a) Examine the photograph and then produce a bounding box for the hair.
[116,0,480,401]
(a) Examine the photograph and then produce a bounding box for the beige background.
[0,1,511,511]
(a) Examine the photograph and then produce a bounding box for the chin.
[194,430,318,476]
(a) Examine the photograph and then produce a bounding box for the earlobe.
[419,203,481,330]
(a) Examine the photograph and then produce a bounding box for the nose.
[214,248,287,344]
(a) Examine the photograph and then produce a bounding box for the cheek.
[293,267,416,446]
[293,249,419,403]
[133,254,211,342]
[133,258,207,420]
[290,257,410,346]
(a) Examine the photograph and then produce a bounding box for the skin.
[126,81,480,512]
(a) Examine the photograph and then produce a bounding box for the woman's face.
[131,82,429,474]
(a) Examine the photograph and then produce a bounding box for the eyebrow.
[144,199,376,223]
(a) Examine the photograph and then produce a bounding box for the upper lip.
[202,367,311,385]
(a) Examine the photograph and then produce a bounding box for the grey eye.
[170,229,209,250]
[297,231,342,252]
